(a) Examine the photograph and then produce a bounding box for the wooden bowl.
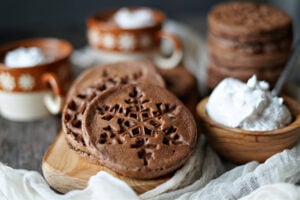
[196,95,300,164]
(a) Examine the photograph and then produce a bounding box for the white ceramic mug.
[87,7,183,69]
[0,38,73,121]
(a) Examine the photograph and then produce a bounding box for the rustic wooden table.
[0,63,88,173]
[0,116,60,173]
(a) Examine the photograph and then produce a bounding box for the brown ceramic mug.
[0,38,73,121]
[87,7,183,69]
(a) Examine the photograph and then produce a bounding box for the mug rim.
[87,6,166,31]
[0,37,73,70]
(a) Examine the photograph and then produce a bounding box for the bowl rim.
[197,95,300,136]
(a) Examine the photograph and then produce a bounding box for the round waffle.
[82,83,197,179]
[67,60,165,101]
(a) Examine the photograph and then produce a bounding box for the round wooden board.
[42,131,170,194]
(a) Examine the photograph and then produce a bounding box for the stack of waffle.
[207,2,293,89]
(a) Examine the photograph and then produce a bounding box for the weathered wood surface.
[0,116,60,173]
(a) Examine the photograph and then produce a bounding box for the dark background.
[0,0,217,47]
[0,0,217,29]
[0,0,299,47]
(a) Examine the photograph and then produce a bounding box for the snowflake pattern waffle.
[63,75,143,155]
[63,61,166,154]
[82,84,197,179]
[66,61,165,102]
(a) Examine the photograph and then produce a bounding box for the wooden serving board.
[42,131,170,194]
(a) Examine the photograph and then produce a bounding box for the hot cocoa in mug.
[0,38,73,121]
[87,7,183,69]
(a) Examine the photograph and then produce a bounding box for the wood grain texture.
[42,131,170,194]
[197,96,300,164]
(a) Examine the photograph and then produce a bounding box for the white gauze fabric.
[1,138,300,200]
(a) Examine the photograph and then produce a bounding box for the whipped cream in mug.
[113,8,156,29]
[5,47,49,68]
[206,75,292,131]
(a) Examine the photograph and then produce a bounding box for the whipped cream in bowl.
[206,75,292,131]
[196,76,300,164]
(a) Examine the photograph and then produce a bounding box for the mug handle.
[154,31,183,69]
[42,72,64,115]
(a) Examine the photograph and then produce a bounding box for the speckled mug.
[0,38,73,121]
[87,7,183,69]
